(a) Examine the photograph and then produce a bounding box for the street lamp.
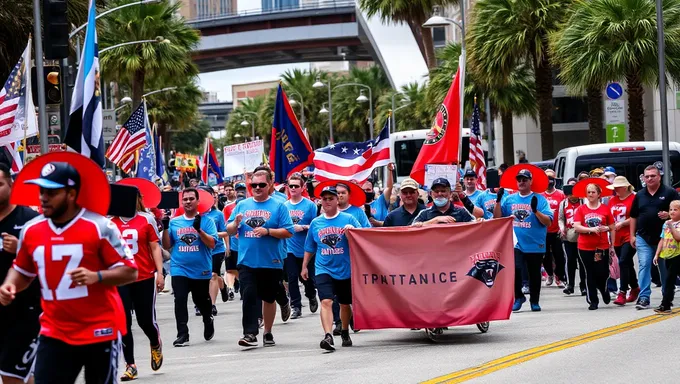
[287,90,305,132]
[313,75,333,143]
[99,37,169,55]
[656,0,671,185]
[115,96,132,112]
[240,112,257,140]
[391,92,408,133]
[332,83,374,140]
[69,0,162,39]
[392,102,412,132]
[319,103,329,114]
[143,87,178,98]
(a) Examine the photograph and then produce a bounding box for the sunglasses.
[288,184,301,189]
[250,183,268,189]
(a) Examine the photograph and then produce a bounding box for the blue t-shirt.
[272,190,288,202]
[284,198,318,257]
[168,214,218,279]
[466,189,482,203]
[340,205,371,228]
[304,212,361,280]
[369,194,389,221]
[205,208,227,255]
[475,190,507,220]
[228,197,294,269]
[500,192,553,253]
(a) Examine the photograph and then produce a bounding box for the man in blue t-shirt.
[227,170,294,348]
[463,169,483,203]
[302,186,361,351]
[494,169,553,312]
[284,174,319,319]
[162,188,219,347]
[361,163,395,226]
[475,189,507,220]
[199,187,230,316]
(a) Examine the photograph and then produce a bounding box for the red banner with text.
[346,218,515,329]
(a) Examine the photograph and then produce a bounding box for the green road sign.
[606,124,626,143]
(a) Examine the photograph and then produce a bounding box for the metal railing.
[186,0,356,24]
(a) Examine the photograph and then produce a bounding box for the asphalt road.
[85,280,680,384]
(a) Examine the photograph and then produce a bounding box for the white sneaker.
[521,286,529,294]
[546,276,554,286]
[555,277,565,288]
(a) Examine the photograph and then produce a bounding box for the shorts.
[237,265,283,303]
[225,250,238,271]
[316,273,352,305]
[212,252,225,275]
[0,304,40,382]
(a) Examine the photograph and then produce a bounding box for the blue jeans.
[636,235,656,300]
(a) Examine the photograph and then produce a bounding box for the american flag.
[469,100,486,189]
[0,39,37,144]
[106,102,148,173]
[313,119,390,182]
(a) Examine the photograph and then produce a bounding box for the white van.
[554,141,680,189]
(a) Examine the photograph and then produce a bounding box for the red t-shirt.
[542,189,566,233]
[574,203,614,250]
[607,193,635,246]
[110,213,160,281]
[564,200,581,229]
[13,209,136,345]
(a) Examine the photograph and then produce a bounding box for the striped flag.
[0,39,38,146]
[106,102,148,173]
[469,99,486,189]
[64,0,105,167]
[4,141,23,173]
[313,119,390,182]
[201,138,223,185]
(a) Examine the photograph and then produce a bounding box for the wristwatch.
[266,228,270,236]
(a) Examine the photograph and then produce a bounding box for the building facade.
[176,0,237,20]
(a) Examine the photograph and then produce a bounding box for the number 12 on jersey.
[34,244,88,301]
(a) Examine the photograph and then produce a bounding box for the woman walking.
[558,179,586,296]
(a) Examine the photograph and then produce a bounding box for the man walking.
[412,178,476,226]
[384,178,425,227]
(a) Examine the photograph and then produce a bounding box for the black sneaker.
[258,318,264,328]
[263,332,275,347]
[580,288,587,296]
[228,288,235,301]
[602,292,611,305]
[280,302,292,322]
[588,303,598,310]
[636,298,651,310]
[195,306,201,316]
[332,322,342,336]
[220,286,229,302]
[309,297,319,313]
[291,308,302,319]
[234,279,240,293]
[173,334,190,347]
[563,286,574,295]
[238,334,258,347]
[211,305,218,316]
[204,316,215,341]
[320,333,335,351]
[655,304,672,314]
[341,330,352,347]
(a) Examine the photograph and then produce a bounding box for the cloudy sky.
[197,0,429,101]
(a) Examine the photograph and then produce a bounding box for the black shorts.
[0,304,40,382]
[212,252,225,275]
[225,250,238,271]
[316,274,352,305]
[237,265,283,303]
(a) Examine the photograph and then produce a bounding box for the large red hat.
[172,188,214,217]
[117,178,162,208]
[314,180,366,207]
[500,164,550,193]
[12,152,110,216]
[573,177,613,198]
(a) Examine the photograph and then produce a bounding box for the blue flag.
[269,84,314,184]
[201,138,224,185]
[136,101,157,181]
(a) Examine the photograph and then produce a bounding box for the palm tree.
[467,0,571,159]
[358,0,457,69]
[550,0,680,141]
[99,0,200,109]
[226,96,269,144]
[376,82,431,132]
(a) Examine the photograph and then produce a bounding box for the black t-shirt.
[412,204,475,224]
[0,206,40,311]
[384,204,425,227]
[630,184,680,246]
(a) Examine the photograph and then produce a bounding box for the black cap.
[25,162,80,190]
[431,177,451,189]
[234,182,246,190]
[464,169,478,178]
[516,169,533,179]
[320,186,338,197]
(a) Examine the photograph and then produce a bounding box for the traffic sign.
[102,109,117,142]
[606,83,623,100]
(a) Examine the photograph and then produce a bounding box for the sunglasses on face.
[250,183,268,189]
[288,184,301,189]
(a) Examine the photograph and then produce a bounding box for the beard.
[45,200,69,219]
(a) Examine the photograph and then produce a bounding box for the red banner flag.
[346,218,514,329]
[410,58,464,185]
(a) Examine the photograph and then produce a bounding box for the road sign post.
[605,83,626,143]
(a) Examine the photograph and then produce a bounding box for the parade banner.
[223,140,264,177]
[346,218,514,329]
[174,153,199,172]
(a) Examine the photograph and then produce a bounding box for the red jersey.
[563,199,582,229]
[574,203,614,251]
[542,189,566,233]
[608,193,635,246]
[110,212,160,281]
[13,209,136,345]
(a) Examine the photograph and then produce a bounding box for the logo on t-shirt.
[584,213,602,228]
[483,199,496,213]
[318,227,345,255]
[467,251,505,288]
[244,210,272,228]
[511,204,531,222]
[289,209,304,224]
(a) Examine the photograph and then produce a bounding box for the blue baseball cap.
[463,169,478,178]
[516,169,533,179]
[431,177,451,189]
[604,166,616,175]
[320,186,338,197]
[234,182,247,190]
[25,162,80,190]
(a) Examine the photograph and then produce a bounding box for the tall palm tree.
[550,0,680,141]
[376,82,431,132]
[226,96,269,144]
[467,0,571,159]
[358,0,457,69]
[99,0,199,108]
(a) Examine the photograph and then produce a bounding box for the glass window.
[552,97,588,124]
[433,27,446,48]
[394,139,424,178]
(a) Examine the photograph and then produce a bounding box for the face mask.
[365,191,375,201]
[433,197,449,207]
[548,178,555,189]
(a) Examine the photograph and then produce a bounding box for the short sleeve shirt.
[500,192,553,253]
[608,193,635,246]
[204,208,227,255]
[168,214,218,279]
[111,212,160,281]
[369,194,389,221]
[304,212,361,280]
[660,221,680,259]
[340,205,372,228]
[284,198,318,257]
[541,189,566,234]
[574,203,614,251]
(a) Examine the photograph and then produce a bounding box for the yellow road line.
[423,309,680,384]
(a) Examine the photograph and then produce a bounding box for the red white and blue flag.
[313,119,390,183]
[0,39,38,146]
[106,101,147,173]
[201,138,223,185]
[469,100,486,189]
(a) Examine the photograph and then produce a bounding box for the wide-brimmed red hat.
[500,164,550,193]
[573,177,613,198]
[12,152,110,216]
[172,188,214,217]
[314,180,366,207]
[117,178,162,208]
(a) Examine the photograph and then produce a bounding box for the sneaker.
[238,334,258,347]
[291,308,302,319]
[341,329,353,347]
[563,287,574,295]
[613,292,627,306]
[258,318,264,329]
[228,288,235,301]
[320,333,335,351]
[546,276,554,286]
[211,305,218,316]
[555,277,565,288]
[602,292,611,305]
[332,322,342,336]
[220,286,229,302]
[521,285,529,294]
[588,303,598,310]
[530,303,541,312]
[636,298,651,310]
[580,288,587,296]
[512,297,526,312]
[654,304,672,314]
[195,306,201,317]
[263,332,275,347]
[627,287,640,303]
[150,343,163,371]
[120,364,138,381]
[204,316,215,341]
[280,302,292,322]
[173,334,190,347]
[234,279,240,293]
[541,268,548,281]
[309,297,319,313]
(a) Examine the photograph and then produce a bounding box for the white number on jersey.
[34,244,88,301]
[121,229,139,255]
